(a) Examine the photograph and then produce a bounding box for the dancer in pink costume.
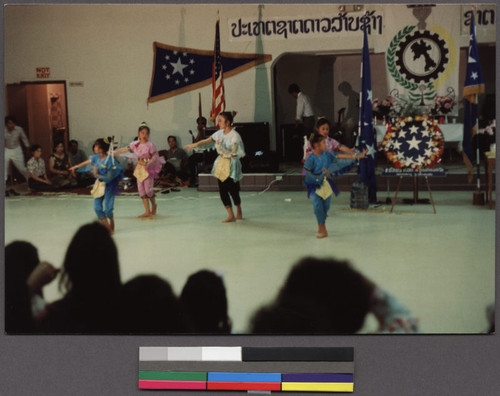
[115,122,165,218]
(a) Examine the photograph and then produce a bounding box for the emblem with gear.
[395,30,448,84]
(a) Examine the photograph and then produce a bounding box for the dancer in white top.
[185,111,245,223]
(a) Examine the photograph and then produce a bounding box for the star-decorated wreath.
[381,116,444,170]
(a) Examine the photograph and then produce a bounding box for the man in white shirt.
[4,116,30,196]
[288,83,315,134]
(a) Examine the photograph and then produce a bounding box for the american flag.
[210,16,225,124]
[462,10,484,184]
[357,21,377,203]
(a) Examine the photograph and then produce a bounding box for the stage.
[4,187,495,334]
[199,162,495,195]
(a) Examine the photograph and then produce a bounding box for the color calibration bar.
[138,347,354,392]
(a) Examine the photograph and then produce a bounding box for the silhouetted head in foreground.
[181,270,231,334]
[59,222,121,301]
[5,241,40,333]
[119,274,189,334]
[251,257,374,334]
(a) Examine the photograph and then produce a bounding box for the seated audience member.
[68,139,93,186]
[68,139,87,165]
[250,256,419,334]
[180,270,231,334]
[39,222,122,333]
[193,116,207,144]
[118,275,190,334]
[159,135,189,187]
[5,241,59,333]
[187,116,211,186]
[49,141,77,189]
[26,144,56,192]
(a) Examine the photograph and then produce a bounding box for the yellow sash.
[315,179,333,199]
[133,163,149,182]
[214,157,231,182]
[91,180,106,198]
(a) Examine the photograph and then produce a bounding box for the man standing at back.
[4,116,30,196]
[288,83,315,134]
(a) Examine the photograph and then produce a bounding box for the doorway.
[5,81,69,171]
[273,53,336,161]
[273,52,388,161]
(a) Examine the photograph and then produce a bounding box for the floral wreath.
[381,116,444,170]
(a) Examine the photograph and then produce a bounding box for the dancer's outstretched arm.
[69,159,91,171]
[336,148,367,160]
[113,147,131,155]
[185,137,212,152]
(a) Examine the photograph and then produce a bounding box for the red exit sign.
[36,67,50,78]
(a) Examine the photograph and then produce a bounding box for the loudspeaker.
[350,181,369,209]
[281,124,305,161]
[233,122,270,156]
[242,150,279,173]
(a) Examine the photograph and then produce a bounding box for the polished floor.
[4,186,496,334]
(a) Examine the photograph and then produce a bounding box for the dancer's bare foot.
[109,218,115,235]
[223,206,236,223]
[317,224,328,238]
[100,218,113,235]
[141,197,152,218]
[236,206,243,220]
[151,203,157,215]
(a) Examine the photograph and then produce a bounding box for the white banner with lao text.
[228,11,384,42]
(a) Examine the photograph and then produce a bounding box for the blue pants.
[311,192,331,224]
[94,187,115,219]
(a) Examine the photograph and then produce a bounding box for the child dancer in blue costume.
[70,137,124,234]
[304,134,366,239]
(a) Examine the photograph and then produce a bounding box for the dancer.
[70,137,124,234]
[185,111,245,223]
[114,122,164,218]
[303,117,357,163]
[304,134,366,238]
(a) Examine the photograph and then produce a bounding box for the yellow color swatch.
[282,382,354,392]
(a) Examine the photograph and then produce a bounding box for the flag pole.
[472,5,481,193]
[473,5,479,191]
[467,4,485,205]
[198,92,202,119]
[475,94,481,191]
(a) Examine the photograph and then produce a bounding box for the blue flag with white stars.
[463,13,484,102]
[148,42,271,103]
[357,22,377,203]
[462,12,484,178]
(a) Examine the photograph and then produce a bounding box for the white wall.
[4,4,493,154]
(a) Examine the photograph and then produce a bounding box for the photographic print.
[4,3,496,335]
